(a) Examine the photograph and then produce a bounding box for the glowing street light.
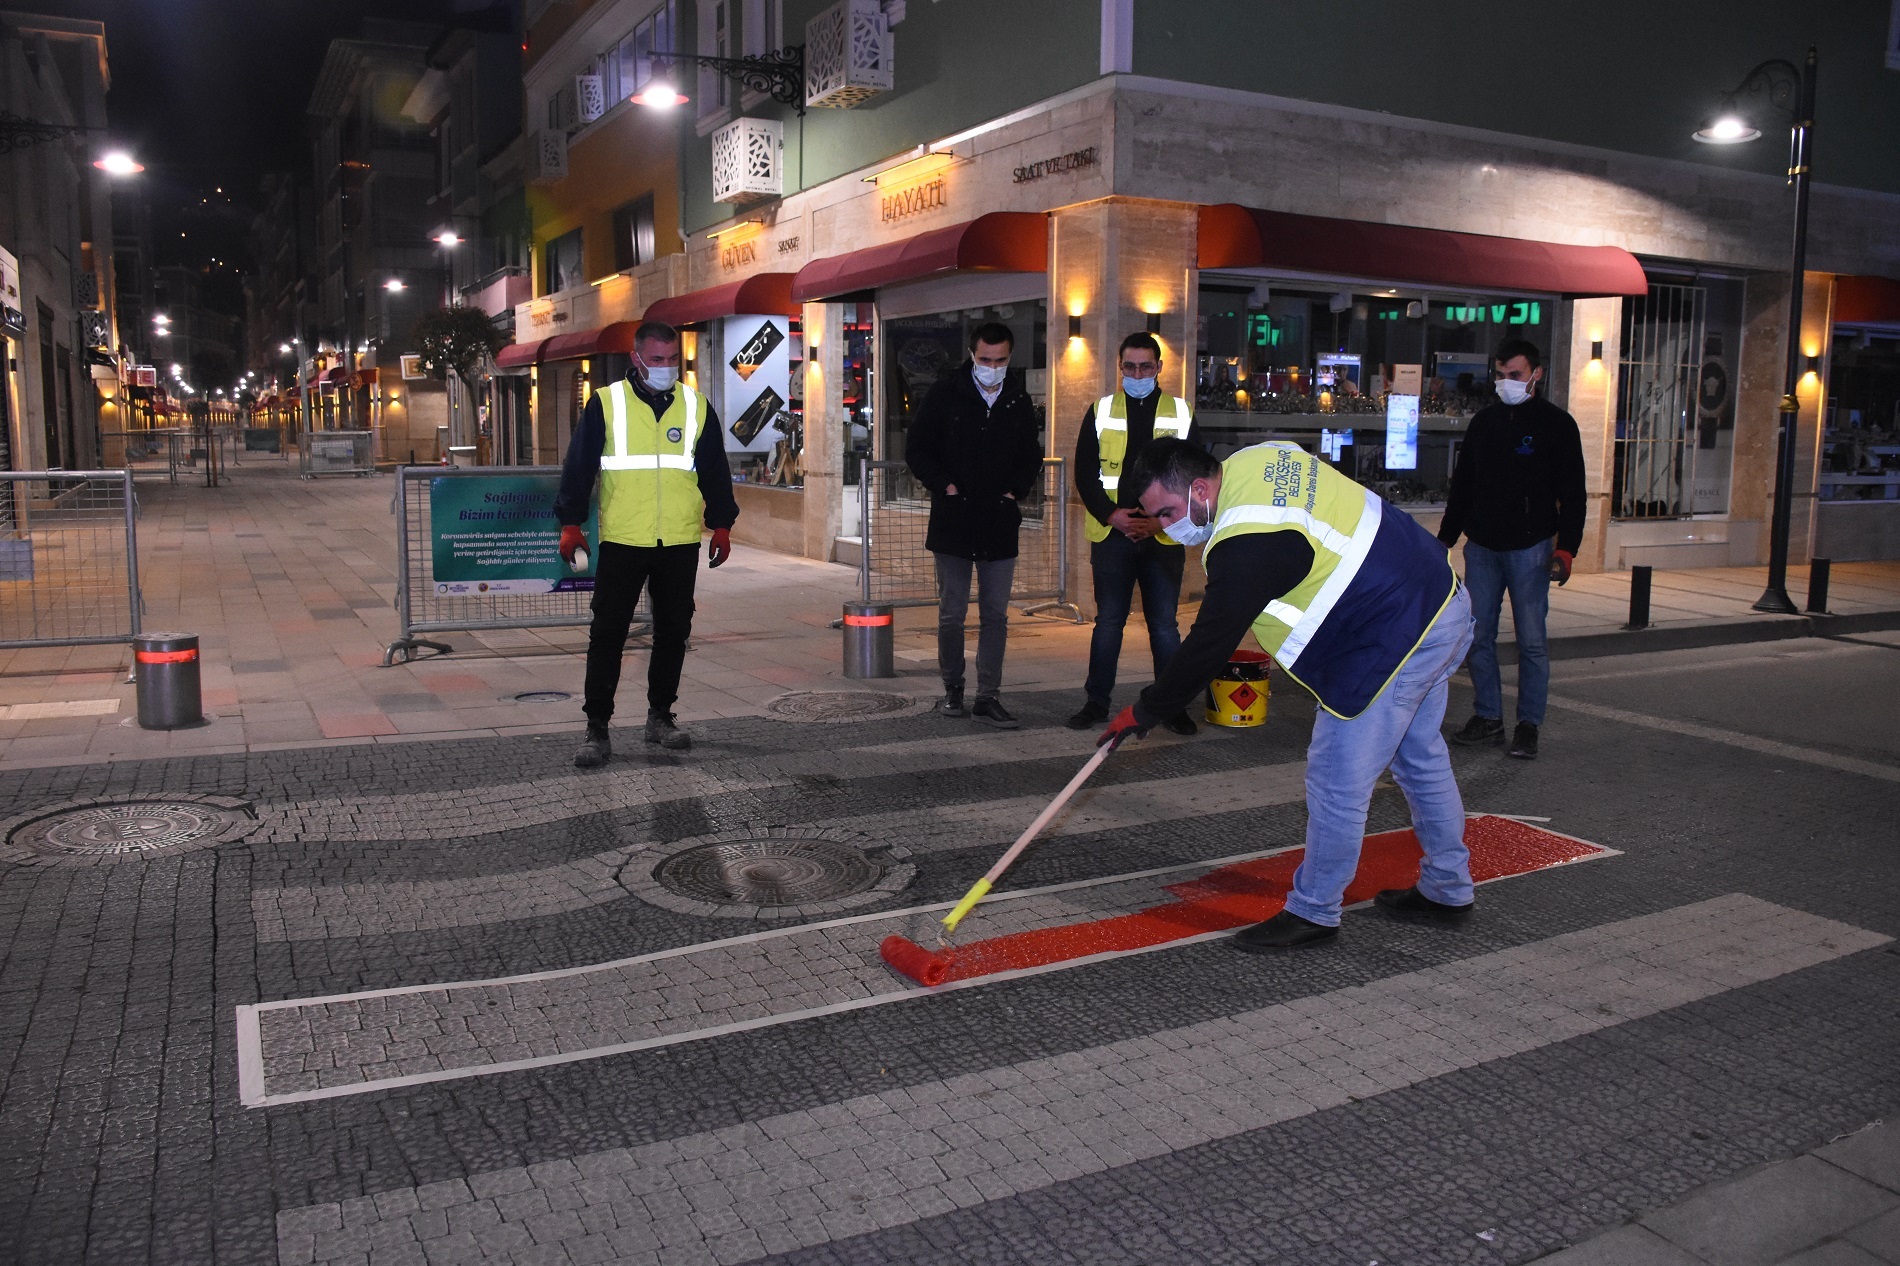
[279,343,293,354]
[632,80,689,109]
[93,150,144,176]
[433,231,464,247]
[384,278,406,292]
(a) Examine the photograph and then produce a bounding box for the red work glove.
[558,525,588,564]
[1098,705,1149,749]
[1549,549,1573,586]
[707,528,732,568]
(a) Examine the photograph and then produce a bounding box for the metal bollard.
[841,602,895,679]
[1806,557,1831,615]
[134,632,204,729]
[1625,565,1652,631]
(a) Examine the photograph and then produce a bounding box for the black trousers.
[583,541,699,723]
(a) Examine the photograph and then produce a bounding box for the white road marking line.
[270,895,1889,1266]
[0,698,121,720]
[1547,693,1900,783]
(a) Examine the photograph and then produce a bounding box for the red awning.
[1835,275,1900,325]
[541,321,641,362]
[1198,204,1650,298]
[494,339,544,369]
[322,367,348,384]
[644,273,799,327]
[791,212,1048,303]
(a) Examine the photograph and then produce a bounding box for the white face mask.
[1162,486,1213,547]
[640,362,679,392]
[972,363,1007,390]
[1122,375,1157,400]
[1495,377,1533,406]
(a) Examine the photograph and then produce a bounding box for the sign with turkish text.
[429,475,596,595]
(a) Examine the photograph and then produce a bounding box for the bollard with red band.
[133,632,205,729]
[841,602,895,679]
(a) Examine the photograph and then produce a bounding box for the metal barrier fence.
[858,457,1081,621]
[0,470,142,649]
[301,429,376,479]
[384,465,646,665]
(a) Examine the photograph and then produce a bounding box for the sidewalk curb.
[1499,608,1900,665]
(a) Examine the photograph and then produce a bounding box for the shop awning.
[541,321,641,362]
[791,212,1048,303]
[1198,204,1650,298]
[644,273,800,327]
[322,367,348,384]
[1835,274,1900,326]
[494,339,545,369]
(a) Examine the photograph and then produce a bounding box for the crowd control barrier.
[383,465,646,665]
[300,428,376,479]
[0,470,143,649]
[856,457,1081,622]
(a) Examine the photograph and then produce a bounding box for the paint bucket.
[1204,648,1270,728]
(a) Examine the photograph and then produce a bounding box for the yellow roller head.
[940,877,994,935]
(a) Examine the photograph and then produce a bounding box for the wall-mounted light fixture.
[1804,354,1821,377]
[1068,314,1082,339]
[1591,340,1604,362]
[1145,312,1161,335]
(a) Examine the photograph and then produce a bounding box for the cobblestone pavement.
[2,631,1899,1265]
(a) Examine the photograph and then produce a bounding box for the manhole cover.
[764,691,923,722]
[3,796,254,862]
[623,827,915,919]
[513,691,572,704]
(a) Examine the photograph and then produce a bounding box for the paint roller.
[879,737,1123,986]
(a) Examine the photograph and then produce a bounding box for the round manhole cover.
[5,798,251,860]
[513,690,573,704]
[764,690,923,722]
[624,827,915,919]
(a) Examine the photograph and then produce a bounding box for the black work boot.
[574,723,611,769]
[644,710,692,750]
[1451,715,1505,746]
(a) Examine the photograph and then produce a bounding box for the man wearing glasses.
[1066,332,1203,734]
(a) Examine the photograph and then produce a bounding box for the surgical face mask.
[640,362,679,392]
[1163,487,1213,547]
[1495,377,1533,406]
[1122,375,1157,400]
[972,363,1007,390]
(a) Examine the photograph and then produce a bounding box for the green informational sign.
[429,475,597,596]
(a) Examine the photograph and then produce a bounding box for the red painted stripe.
[843,614,893,627]
[136,648,199,664]
[929,815,1603,984]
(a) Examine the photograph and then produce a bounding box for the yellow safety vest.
[1086,390,1194,544]
[1205,442,1457,718]
[597,379,709,547]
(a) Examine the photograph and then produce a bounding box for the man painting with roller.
[1099,437,1476,950]
[555,320,740,767]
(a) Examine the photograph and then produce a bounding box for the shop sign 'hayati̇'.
[880,176,945,224]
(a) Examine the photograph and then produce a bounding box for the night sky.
[33,0,461,302]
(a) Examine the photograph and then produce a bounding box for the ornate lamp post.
[1693,47,1817,615]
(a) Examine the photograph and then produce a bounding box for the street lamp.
[1693,46,1816,615]
[92,149,143,176]
[633,45,806,115]
[384,278,406,292]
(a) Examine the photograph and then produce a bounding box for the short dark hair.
[1126,437,1218,505]
[1119,332,1162,360]
[969,322,1014,352]
[1494,338,1541,370]
[634,320,680,349]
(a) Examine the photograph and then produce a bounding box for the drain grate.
[624,827,914,919]
[763,691,923,722]
[2,795,255,863]
[512,690,573,704]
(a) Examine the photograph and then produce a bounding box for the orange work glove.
[1097,704,1148,749]
[1549,549,1573,586]
[707,528,732,568]
[558,525,587,564]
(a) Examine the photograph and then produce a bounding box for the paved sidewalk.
[1,463,1897,769]
[1537,1119,1899,1264]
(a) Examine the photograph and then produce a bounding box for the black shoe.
[1162,711,1198,736]
[971,696,1021,730]
[644,711,692,750]
[574,724,611,768]
[1451,715,1505,746]
[939,687,967,718]
[1374,886,1474,922]
[1065,700,1109,730]
[1507,722,1539,759]
[1233,910,1338,952]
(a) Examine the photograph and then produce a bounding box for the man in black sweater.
[1436,338,1586,760]
[904,322,1044,730]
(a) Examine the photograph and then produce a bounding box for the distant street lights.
[1693,46,1817,615]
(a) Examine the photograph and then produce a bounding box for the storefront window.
[1822,326,1900,503]
[879,299,1047,480]
[1612,275,1744,519]
[843,303,873,487]
[695,314,803,488]
[1196,281,1552,505]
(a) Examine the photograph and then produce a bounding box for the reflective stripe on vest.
[596,380,707,546]
[1088,392,1191,535]
[1210,486,1383,664]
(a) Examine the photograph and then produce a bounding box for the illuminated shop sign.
[881,176,946,223]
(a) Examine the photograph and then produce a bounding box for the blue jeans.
[1462,540,1552,727]
[1084,533,1185,707]
[1286,585,1475,927]
[934,553,1016,699]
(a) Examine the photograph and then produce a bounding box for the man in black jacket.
[904,322,1044,729]
[1437,338,1586,760]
